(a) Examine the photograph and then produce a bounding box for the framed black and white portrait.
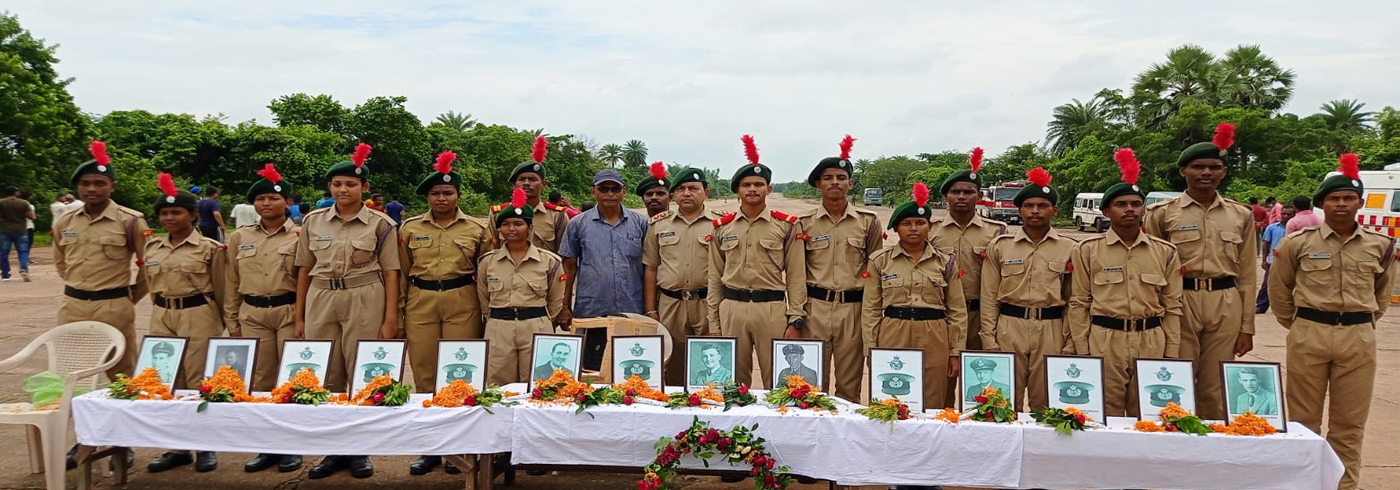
[204,337,258,391]
[1222,361,1286,432]
[351,340,407,394]
[530,334,583,392]
[869,348,923,412]
[1135,358,1196,421]
[437,339,488,393]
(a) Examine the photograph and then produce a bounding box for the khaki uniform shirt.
[1068,231,1184,356]
[642,208,711,292]
[53,202,149,300]
[930,215,1008,302]
[1145,193,1258,333]
[144,234,227,317]
[489,201,569,253]
[224,220,300,327]
[477,244,566,318]
[859,244,969,351]
[980,228,1076,348]
[799,204,883,291]
[398,210,492,281]
[295,206,401,278]
[1268,225,1397,328]
[706,209,808,328]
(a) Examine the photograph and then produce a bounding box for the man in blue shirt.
[1255,203,1294,314]
[196,186,225,241]
[385,196,405,225]
[559,169,647,326]
[315,191,335,209]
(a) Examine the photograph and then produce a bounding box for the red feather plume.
[838,135,856,160]
[157,172,177,198]
[510,187,527,208]
[741,134,760,166]
[352,143,372,168]
[89,141,110,165]
[531,136,548,163]
[970,147,984,172]
[1339,153,1360,179]
[1114,148,1141,185]
[912,182,930,208]
[1213,123,1236,151]
[257,163,282,184]
[435,151,456,175]
[649,161,667,180]
[1026,167,1052,188]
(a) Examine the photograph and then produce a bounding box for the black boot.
[278,455,303,473]
[194,451,218,472]
[308,455,346,479]
[409,455,441,475]
[348,456,374,478]
[444,459,461,475]
[245,453,279,473]
[146,452,193,473]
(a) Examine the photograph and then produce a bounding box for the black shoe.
[444,460,461,475]
[795,475,818,484]
[195,451,218,472]
[409,456,441,475]
[348,456,374,478]
[526,469,546,476]
[278,455,303,473]
[66,445,79,470]
[308,456,346,479]
[146,452,193,473]
[720,475,745,483]
[245,453,279,473]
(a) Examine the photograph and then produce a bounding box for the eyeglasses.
[594,185,624,194]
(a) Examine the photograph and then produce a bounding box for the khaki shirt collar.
[939,213,987,230]
[1176,192,1223,210]
[817,203,860,223]
[1011,227,1063,244]
[151,233,200,250]
[257,218,296,237]
[494,243,544,263]
[1105,228,1151,248]
[892,243,937,262]
[77,201,123,223]
[1318,223,1362,243]
[416,209,470,230]
[738,207,771,223]
[673,206,708,225]
[330,204,375,225]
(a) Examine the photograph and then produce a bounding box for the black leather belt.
[722,288,785,303]
[967,299,981,311]
[1091,315,1162,332]
[1296,307,1372,326]
[999,303,1066,320]
[490,307,548,321]
[243,292,295,308]
[64,286,129,301]
[660,287,707,300]
[411,275,475,291]
[154,293,210,310]
[1183,276,1237,291]
[883,306,947,321]
[807,285,863,303]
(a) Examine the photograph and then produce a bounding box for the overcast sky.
[8,0,1396,181]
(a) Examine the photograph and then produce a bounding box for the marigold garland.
[763,375,838,412]
[196,366,252,412]
[934,408,962,424]
[615,375,669,403]
[531,368,595,403]
[638,416,791,490]
[107,367,173,400]
[349,374,412,406]
[1209,412,1279,436]
[1134,402,1213,435]
[268,367,331,405]
[421,380,517,412]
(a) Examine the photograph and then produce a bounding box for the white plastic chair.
[0,321,125,490]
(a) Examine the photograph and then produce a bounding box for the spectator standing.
[196,186,226,241]
[21,191,35,247]
[384,196,405,225]
[289,195,304,221]
[1256,204,1295,314]
[1250,197,1268,252]
[1285,195,1324,234]
[1268,196,1283,224]
[50,194,73,232]
[316,191,335,209]
[559,169,648,325]
[547,190,581,219]
[230,201,259,229]
[0,185,34,281]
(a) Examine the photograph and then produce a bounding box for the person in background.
[547,190,581,219]
[293,203,310,225]
[559,169,648,326]
[385,195,405,225]
[197,186,226,241]
[1250,197,1268,252]
[1256,204,1295,314]
[289,195,304,222]
[487,136,570,253]
[230,200,259,229]
[0,185,33,282]
[1268,195,1283,224]
[366,193,386,212]
[50,194,72,228]
[579,201,596,213]
[1285,195,1323,234]
[21,191,35,248]
[316,191,334,209]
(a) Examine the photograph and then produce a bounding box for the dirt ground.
[1,195,1396,489]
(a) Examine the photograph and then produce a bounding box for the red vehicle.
[977,181,1024,224]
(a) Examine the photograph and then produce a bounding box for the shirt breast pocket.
[624,234,643,258]
[1140,273,1167,291]
[1093,269,1126,286]
[719,237,739,253]
[759,239,784,267]
[1219,231,1243,263]
[1170,229,1202,247]
[657,234,681,247]
[486,277,504,292]
[308,239,335,263]
[846,236,866,261]
[349,239,377,268]
[805,237,830,251]
[1298,258,1333,290]
[1343,253,1383,292]
[1000,261,1027,277]
[99,235,126,259]
[408,237,433,250]
[453,237,479,262]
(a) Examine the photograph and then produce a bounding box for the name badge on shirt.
[1306,252,1332,259]
[1003,258,1024,265]
[486,276,501,284]
[1177,224,1200,231]
[238,244,255,250]
[145,260,160,266]
[412,235,430,241]
[62,231,77,237]
[1102,266,1125,272]
[658,231,676,238]
[810,235,830,243]
[880,273,900,281]
[313,235,333,242]
[721,235,739,242]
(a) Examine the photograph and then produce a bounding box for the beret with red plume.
[635,161,671,196]
[1314,153,1366,205]
[940,146,987,195]
[495,187,536,228]
[326,143,374,180]
[72,140,117,185]
[1100,148,1146,210]
[1014,167,1059,207]
[509,136,550,182]
[888,182,935,229]
[807,134,858,186]
[154,172,198,211]
[731,134,773,192]
[417,150,462,195]
[247,163,294,202]
[1177,122,1237,166]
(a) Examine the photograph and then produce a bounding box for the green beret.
[634,176,668,197]
[730,164,772,193]
[887,200,935,229]
[939,169,982,196]
[1177,142,1226,166]
[72,141,116,185]
[1100,182,1145,211]
[325,160,367,181]
[668,167,708,192]
[806,157,854,187]
[1013,184,1059,207]
[509,161,546,182]
[416,170,461,196]
[493,202,535,228]
[245,179,293,203]
[1313,172,1363,206]
[154,190,200,214]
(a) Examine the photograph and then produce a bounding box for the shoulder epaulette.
[1145,200,1170,211]
[489,203,506,213]
[708,208,728,218]
[543,202,565,212]
[853,207,878,216]
[1145,234,1178,250]
[1078,234,1107,244]
[649,211,671,224]
[770,210,798,223]
[305,207,332,217]
[115,204,144,218]
[712,212,737,227]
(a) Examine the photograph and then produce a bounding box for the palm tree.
[1219,45,1295,112]
[1131,44,1224,129]
[598,143,624,168]
[1046,98,1108,157]
[1319,99,1375,132]
[621,139,648,169]
[434,111,476,132]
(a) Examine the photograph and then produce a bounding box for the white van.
[1145,191,1183,206]
[1072,192,1106,232]
[1354,166,1400,238]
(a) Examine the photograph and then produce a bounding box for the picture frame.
[612,335,664,388]
[1135,358,1196,421]
[1221,361,1287,432]
[686,337,737,390]
[960,350,1016,412]
[204,337,259,392]
[277,340,333,387]
[135,335,188,391]
[351,340,408,394]
[529,333,584,392]
[437,339,489,393]
[869,348,923,412]
[771,339,825,390]
[1044,355,1105,422]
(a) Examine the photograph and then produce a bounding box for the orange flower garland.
[694,384,724,404]
[423,380,479,408]
[531,368,595,403]
[108,367,174,400]
[614,375,669,403]
[267,367,331,405]
[1209,412,1279,436]
[198,365,253,403]
[934,408,962,424]
[350,375,394,405]
[1134,420,1165,432]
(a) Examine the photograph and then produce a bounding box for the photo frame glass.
[204,337,259,392]
[437,340,488,393]
[278,340,333,387]
[772,339,824,390]
[869,348,923,412]
[960,351,1016,412]
[612,335,664,388]
[135,336,188,390]
[686,337,737,389]
[530,334,584,391]
[351,340,407,394]
[1222,361,1286,432]
[1045,355,1105,422]
[1135,358,1196,421]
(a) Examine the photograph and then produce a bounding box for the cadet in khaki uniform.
[224,164,303,474]
[1143,123,1257,421]
[1270,154,1395,490]
[54,141,149,381]
[707,135,807,388]
[294,144,399,480]
[932,148,1007,406]
[1068,149,1183,417]
[479,188,566,385]
[799,135,882,401]
[143,173,226,474]
[980,168,1074,411]
[643,168,711,386]
[487,136,569,254]
[861,183,968,407]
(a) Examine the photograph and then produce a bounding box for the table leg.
[477,454,494,490]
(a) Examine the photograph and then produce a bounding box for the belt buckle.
[681,289,694,301]
[1030,307,1043,321]
[171,296,184,309]
[1128,318,1142,332]
[331,277,346,290]
[1196,277,1212,291]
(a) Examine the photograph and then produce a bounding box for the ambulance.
[978,181,1025,224]
[1354,164,1400,238]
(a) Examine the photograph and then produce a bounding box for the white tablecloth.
[72,390,514,455]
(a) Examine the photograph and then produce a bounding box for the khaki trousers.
[1286,318,1376,490]
[58,296,137,381]
[719,300,786,388]
[239,302,296,392]
[994,316,1065,411]
[875,317,950,409]
[945,308,981,407]
[305,282,386,393]
[484,317,554,386]
[806,297,863,400]
[659,294,707,387]
[1180,287,1242,420]
[1088,325,1166,417]
[149,302,224,389]
[405,284,483,393]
